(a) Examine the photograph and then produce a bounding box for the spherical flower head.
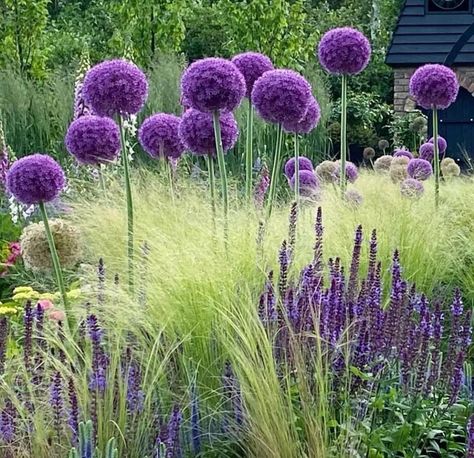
[393,148,413,160]
[392,156,410,166]
[6,154,65,205]
[38,299,54,311]
[318,27,371,75]
[400,178,424,199]
[441,157,455,167]
[20,219,81,272]
[290,170,319,197]
[409,116,427,133]
[231,52,274,98]
[82,59,148,117]
[345,189,363,207]
[407,158,432,181]
[373,155,393,173]
[378,139,390,151]
[315,160,338,183]
[181,58,246,112]
[442,162,461,178]
[409,64,459,110]
[178,109,238,156]
[335,160,358,183]
[429,135,448,153]
[251,69,312,124]
[363,147,375,160]
[390,163,408,183]
[419,142,435,162]
[284,156,313,179]
[282,96,321,134]
[49,310,66,322]
[65,115,120,165]
[138,113,185,159]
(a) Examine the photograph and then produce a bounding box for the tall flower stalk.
[267,124,283,217]
[245,101,254,200]
[432,108,440,207]
[213,111,229,240]
[339,74,348,193]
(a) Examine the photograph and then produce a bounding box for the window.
[428,0,470,11]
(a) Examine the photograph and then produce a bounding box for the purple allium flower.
[82,59,148,117]
[138,113,185,159]
[290,170,319,197]
[373,155,393,173]
[345,189,363,207]
[65,115,120,165]
[178,109,238,156]
[400,178,424,199]
[6,154,66,205]
[393,148,413,160]
[467,414,474,458]
[407,158,432,181]
[419,142,435,162]
[50,371,64,438]
[68,378,79,446]
[181,57,245,113]
[231,52,274,98]
[409,64,459,110]
[282,96,321,134]
[318,27,371,75]
[335,161,358,183]
[251,69,312,125]
[284,156,313,179]
[429,135,448,153]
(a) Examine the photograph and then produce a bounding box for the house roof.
[386,0,474,66]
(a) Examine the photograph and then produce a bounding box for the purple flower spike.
[419,142,435,162]
[467,415,474,458]
[6,154,65,205]
[393,148,413,160]
[409,64,459,110]
[181,57,246,112]
[429,135,448,153]
[407,158,433,181]
[166,404,183,458]
[251,69,312,125]
[318,27,371,75]
[83,59,148,117]
[50,371,64,438]
[178,109,238,156]
[282,97,321,134]
[400,178,424,199]
[65,115,121,165]
[284,156,313,179]
[231,52,274,98]
[138,113,185,159]
[290,170,319,197]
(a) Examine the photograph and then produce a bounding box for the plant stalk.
[245,100,254,201]
[266,123,284,218]
[340,74,348,194]
[294,132,300,203]
[432,107,440,208]
[206,155,217,233]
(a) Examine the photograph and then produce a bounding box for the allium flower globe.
[6,154,65,205]
[82,59,148,117]
[318,27,371,75]
[181,58,246,112]
[251,69,312,124]
[390,163,408,183]
[290,170,319,197]
[393,148,413,160]
[284,156,313,180]
[345,189,363,207]
[419,142,435,162]
[138,114,185,159]
[392,156,410,166]
[335,160,358,183]
[373,155,393,173]
[407,158,433,181]
[378,139,390,151]
[178,109,238,156]
[409,64,459,110]
[442,161,461,178]
[65,115,120,165]
[231,52,274,98]
[315,161,338,183]
[363,147,376,160]
[429,135,448,153]
[400,178,424,199]
[283,97,321,134]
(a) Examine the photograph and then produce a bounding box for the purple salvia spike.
[467,415,474,458]
[126,361,144,414]
[0,399,16,443]
[461,309,473,348]
[166,404,183,458]
[287,201,298,261]
[191,382,201,455]
[347,225,363,304]
[32,303,46,386]
[0,317,8,375]
[222,362,244,429]
[114,273,119,285]
[87,314,108,393]
[23,300,34,374]
[313,207,324,275]
[254,163,270,210]
[50,371,64,440]
[98,258,105,306]
[278,240,289,301]
[68,378,79,446]
[415,296,432,395]
[400,319,418,389]
[426,301,444,395]
[448,350,465,406]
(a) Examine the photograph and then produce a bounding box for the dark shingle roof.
[386,0,474,66]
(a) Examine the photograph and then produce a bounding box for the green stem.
[212,111,229,241]
[294,133,300,203]
[245,100,254,201]
[340,74,348,195]
[98,166,106,194]
[166,159,175,204]
[433,108,440,208]
[117,115,134,294]
[266,123,284,218]
[206,155,217,232]
[39,202,73,332]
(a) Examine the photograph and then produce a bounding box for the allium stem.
[166,159,175,204]
[206,155,217,233]
[117,115,135,294]
[432,107,440,208]
[39,202,73,332]
[267,123,284,217]
[245,100,254,201]
[339,74,348,194]
[212,111,229,242]
[294,133,300,203]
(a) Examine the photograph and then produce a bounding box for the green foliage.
[68,421,118,458]
[389,110,428,152]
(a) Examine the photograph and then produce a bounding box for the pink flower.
[49,310,66,322]
[38,299,54,311]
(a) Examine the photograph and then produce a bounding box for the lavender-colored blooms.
[23,300,33,373]
[126,361,144,414]
[409,64,459,110]
[251,69,312,124]
[50,371,63,438]
[407,158,433,181]
[0,318,7,375]
[82,59,148,117]
[419,142,435,162]
[65,115,121,165]
[222,361,244,428]
[348,225,363,303]
[178,109,238,156]
[6,154,66,205]
[68,378,79,446]
[467,415,474,458]
[449,350,465,405]
[0,400,16,443]
[284,156,313,179]
[0,140,9,192]
[290,170,319,197]
[429,135,448,153]
[393,148,413,160]
[87,314,108,392]
[138,113,185,159]
[231,52,274,98]
[335,161,358,183]
[181,57,245,112]
[282,96,321,134]
[318,27,371,75]
[166,404,183,458]
[400,178,424,199]
[254,163,270,209]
